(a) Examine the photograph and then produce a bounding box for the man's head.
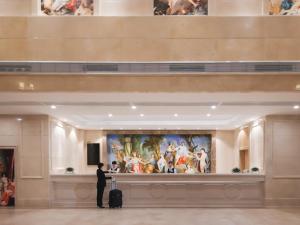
[98,162,104,169]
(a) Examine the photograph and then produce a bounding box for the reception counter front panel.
[50,174,265,208]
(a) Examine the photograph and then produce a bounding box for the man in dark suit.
[97,162,106,208]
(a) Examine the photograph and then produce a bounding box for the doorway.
[0,148,15,207]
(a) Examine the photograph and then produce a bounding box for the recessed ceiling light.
[158,128,161,130]
[293,105,300,109]
[108,113,113,117]
[206,113,211,117]
[120,128,123,130]
[296,84,300,90]
[138,128,142,130]
[17,118,22,121]
[174,113,178,117]
[140,113,144,117]
[211,105,217,110]
[131,105,137,110]
[51,105,57,109]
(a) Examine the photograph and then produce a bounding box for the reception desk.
[50,174,265,208]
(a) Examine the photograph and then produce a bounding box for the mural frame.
[105,130,216,174]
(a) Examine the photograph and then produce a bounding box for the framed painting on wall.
[154,0,208,15]
[268,0,300,15]
[0,149,15,207]
[41,0,94,16]
[107,134,212,174]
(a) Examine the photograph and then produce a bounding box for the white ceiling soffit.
[0,61,300,74]
[0,92,299,130]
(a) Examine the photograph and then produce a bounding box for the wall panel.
[1,17,300,61]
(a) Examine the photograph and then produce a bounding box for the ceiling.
[0,92,299,130]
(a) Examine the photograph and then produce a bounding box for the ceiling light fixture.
[293,105,300,110]
[50,105,57,109]
[296,84,300,91]
[138,128,142,130]
[140,113,144,117]
[108,113,113,117]
[131,105,137,110]
[17,118,22,121]
[174,113,178,117]
[206,113,211,117]
[211,105,217,110]
[120,128,123,130]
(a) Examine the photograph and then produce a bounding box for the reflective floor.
[0,208,300,225]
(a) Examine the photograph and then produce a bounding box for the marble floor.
[0,208,300,225]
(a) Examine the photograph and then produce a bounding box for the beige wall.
[250,120,264,171]
[209,0,263,16]
[265,115,300,206]
[83,130,106,173]
[0,115,49,208]
[233,121,265,172]
[99,0,153,16]
[1,16,300,61]
[50,118,84,174]
[215,130,235,173]
[0,0,34,16]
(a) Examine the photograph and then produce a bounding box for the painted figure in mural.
[124,155,133,173]
[74,0,93,16]
[157,154,167,173]
[269,0,300,15]
[0,180,15,207]
[154,0,207,15]
[148,154,156,166]
[144,155,156,173]
[41,0,93,16]
[175,142,189,165]
[124,137,132,157]
[165,142,177,164]
[131,152,145,174]
[195,148,208,173]
[185,163,196,174]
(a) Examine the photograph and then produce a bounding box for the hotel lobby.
[0,0,300,224]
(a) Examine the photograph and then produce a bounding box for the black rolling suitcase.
[109,177,122,208]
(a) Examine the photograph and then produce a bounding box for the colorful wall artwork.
[268,0,300,15]
[154,0,208,15]
[0,149,15,207]
[41,0,94,16]
[107,134,212,174]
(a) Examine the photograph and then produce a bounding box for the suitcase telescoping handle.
[111,176,116,190]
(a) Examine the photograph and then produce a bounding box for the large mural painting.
[0,149,15,207]
[268,0,300,15]
[154,0,208,15]
[107,134,212,174]
[41,0,94,16]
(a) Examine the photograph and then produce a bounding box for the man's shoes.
[97,205,105,208]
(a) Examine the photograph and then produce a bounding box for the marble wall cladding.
[0,0,34,16]
[216,131,235,174]
[0,115,50,207]
[265,115,300,207]
[1,74,300,93]
[1,17,300,61]
[209,0,263,16]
